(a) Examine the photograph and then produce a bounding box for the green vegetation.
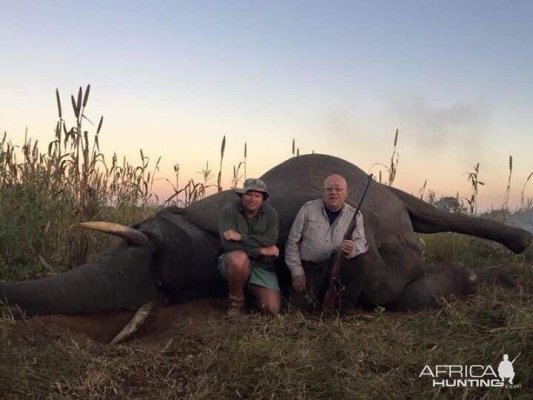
[0,86,158,269]
[0,88,531,398]
[0,264,531,399]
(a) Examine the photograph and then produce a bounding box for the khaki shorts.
[217,253,280,292]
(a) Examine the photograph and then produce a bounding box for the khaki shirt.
[285,199,368,277]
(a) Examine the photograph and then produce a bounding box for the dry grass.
[1,234,532,399]
[502,155,513,211]
[0,260,531,399]
[370,128,400,186]
[0,86,158,268]
[463,162,484,215]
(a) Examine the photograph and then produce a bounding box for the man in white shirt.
[285,174,368,310]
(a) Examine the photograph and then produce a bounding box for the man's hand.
[260,245,279,257]
[223,229,242,241]
[292,274,306,293]
[340,239,356,255]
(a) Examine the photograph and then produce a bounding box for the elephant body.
[1,154,531,314]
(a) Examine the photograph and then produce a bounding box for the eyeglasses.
[325,186,345,193]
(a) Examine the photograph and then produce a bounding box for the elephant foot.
[472,265,517,288]
[390,262,478,311]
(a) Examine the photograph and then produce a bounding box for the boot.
[227,294,245,317]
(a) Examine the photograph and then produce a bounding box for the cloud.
[387,96,492,155]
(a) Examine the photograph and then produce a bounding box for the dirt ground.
[20,298,230,345]
[21,265,521,346]
[2,285,531,399]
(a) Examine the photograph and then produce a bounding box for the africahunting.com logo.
[419,353,521,389]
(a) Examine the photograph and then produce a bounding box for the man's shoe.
[227,295,245,317]
[227,304,243,318]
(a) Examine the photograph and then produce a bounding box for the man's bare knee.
[228,250,249,266]
[227,251,250,275]
[258,295,281,314]
[263,301,281,314]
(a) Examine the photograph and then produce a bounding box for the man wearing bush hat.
[218,178,281,317]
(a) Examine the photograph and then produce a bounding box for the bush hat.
[236,178,269,199]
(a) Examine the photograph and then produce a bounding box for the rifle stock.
[322,174,373,311]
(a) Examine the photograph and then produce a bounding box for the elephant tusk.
[110,298,158,345]
[76,221,149,246]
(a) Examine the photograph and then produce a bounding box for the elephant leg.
[340,238,424,309]
[391,263,478,311]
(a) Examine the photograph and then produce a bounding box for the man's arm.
[218,204,278,258]
[240,207,279,249]
[218,204,250,253]
[284,205,307,277]
[241,207,280,258]
[345,211,368,259]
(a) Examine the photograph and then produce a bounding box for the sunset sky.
[1,1,532,210]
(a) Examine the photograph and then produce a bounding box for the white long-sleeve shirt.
[285,199,368,278]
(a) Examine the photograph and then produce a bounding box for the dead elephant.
[1,154,530,319]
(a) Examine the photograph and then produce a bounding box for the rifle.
[322,174,373,311]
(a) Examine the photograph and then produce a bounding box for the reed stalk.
[501,155,512,211]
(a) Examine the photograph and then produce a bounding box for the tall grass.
[217,135,226,192]
[0,86,158,268]
[163,136,228,206]
[520,171,533,209]
[371,128,400,186]
[502,155,512,212]
[418,179,427,200]
[230,142,247,189]
[463,162,484,215]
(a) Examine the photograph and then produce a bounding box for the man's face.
[241,191,264,213]
[323,175,348,212]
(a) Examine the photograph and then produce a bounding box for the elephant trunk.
[391,187,532,253]
[0,243,159,315]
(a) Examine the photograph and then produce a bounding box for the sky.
[1,0,533,210]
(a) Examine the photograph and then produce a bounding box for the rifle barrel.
[342,173,373,241]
